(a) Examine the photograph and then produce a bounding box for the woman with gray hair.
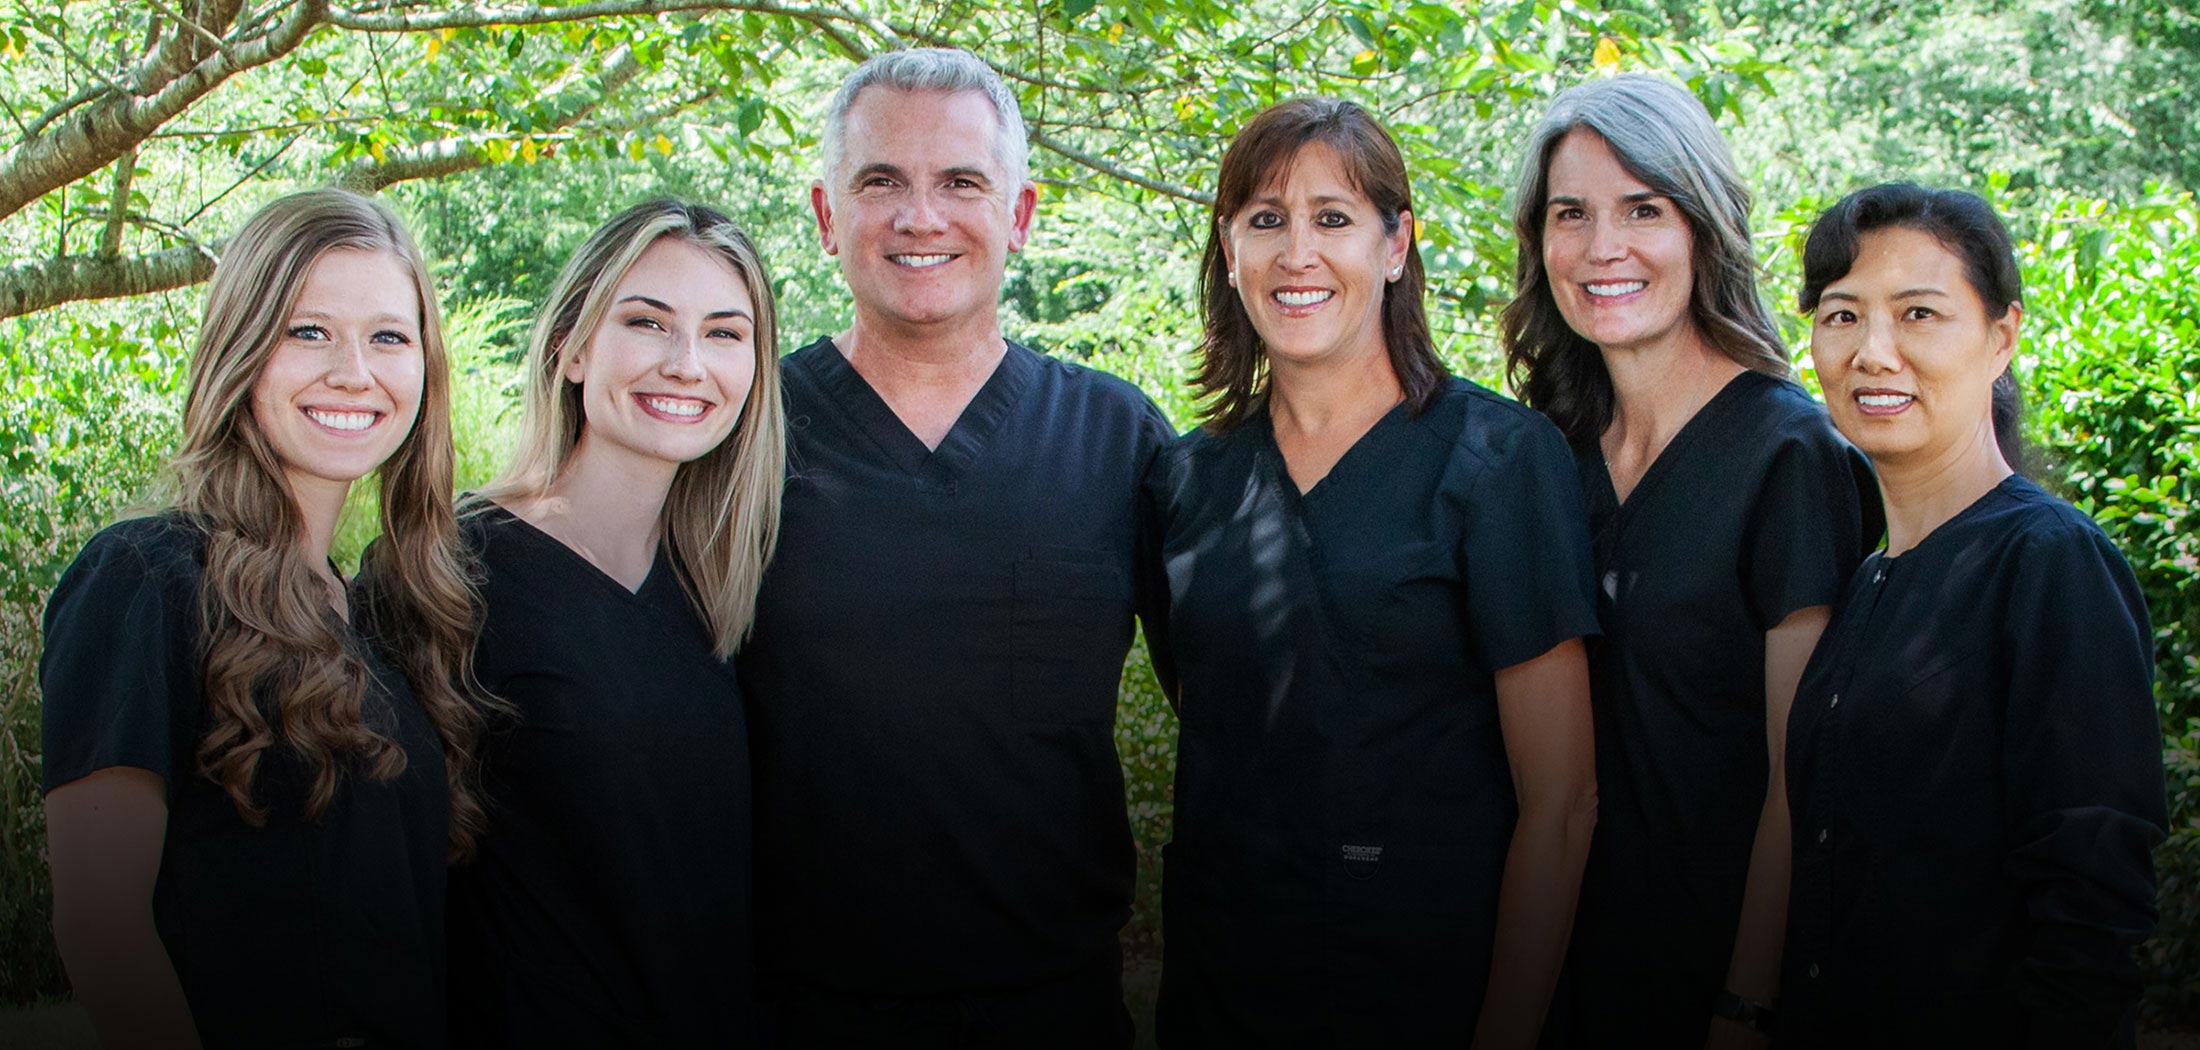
[1501,74,1880,1047]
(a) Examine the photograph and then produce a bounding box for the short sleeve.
[1739,411,1881,629]
[39,521,204,792]
[1998,519,2166,1046]
[1460,414,1601,670]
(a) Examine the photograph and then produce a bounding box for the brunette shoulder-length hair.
[1500,73,1789,448]
[172,187,490,857]
[474,199,785,658]
[1196,96,1445,431]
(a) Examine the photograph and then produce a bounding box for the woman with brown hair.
[41,187,484,1049]
[1502,75,1880,1047]
[422,198,784,1046]
[1147,97,1599,1047]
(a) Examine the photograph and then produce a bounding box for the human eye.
[709,324,748,341]
[1246,210,1283,230]
[625,314,667,332]
[370,328,414,346]
[1817,308,1856,326]
[1316,209,1352,228]
[1903,305,1938,321]
[1547,204,1585,225]
[1628,200,1665,221]
[286,323,330,341]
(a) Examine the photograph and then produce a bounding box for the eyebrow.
[1247,192,1359,209]
[618,295,752,322]
[291,309,415,326]
[1817,287,1952,304]
[1545,191,1662,207]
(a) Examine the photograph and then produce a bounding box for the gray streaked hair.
[1500,73,1789,448]
[818,47,1030,191]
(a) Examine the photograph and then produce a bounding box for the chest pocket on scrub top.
[1012,546,1132,725]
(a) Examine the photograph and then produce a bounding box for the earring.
[1227,270,1237,287]
[1389,266,1402,280]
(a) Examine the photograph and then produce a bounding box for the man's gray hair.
[819,47,1031,191]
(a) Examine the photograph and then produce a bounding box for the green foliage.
[0,297,194,1002]
[2015,187,2200,1020]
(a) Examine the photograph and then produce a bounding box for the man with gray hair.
[737,47,1173,1047]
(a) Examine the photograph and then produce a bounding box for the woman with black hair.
[1783,182,2166,1047]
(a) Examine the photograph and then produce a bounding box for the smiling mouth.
[303,408,380,432]
[1584,281,1647,298]
[1273,289,1334,307]
[1855,391,1915,415]
[890,253,957,268]
[636,394,712,421]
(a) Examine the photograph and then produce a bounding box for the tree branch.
[332,43,643,191]
[133,0,246,94]
[0,242,219,320]
[1029,127,1212,205]
[329,0,878,32]
[100,149,137,258]
[0,0,329,224]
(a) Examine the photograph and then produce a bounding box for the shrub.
[2019,186,2200,1023]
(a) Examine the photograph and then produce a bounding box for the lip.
[1850,387,1915,417]
[1268,286,1335,317]
[301,406,384,435]
[634,393,714,423]
[889,253,959,269]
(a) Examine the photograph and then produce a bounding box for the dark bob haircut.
[1194,96,1444,432]
[1799,182,2027,472]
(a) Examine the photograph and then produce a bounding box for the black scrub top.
[1563,370,1879,1046]
[41,513,450,1050]
[1782,474,2165,1049]
[1145,377,1600,1047]
[739,337,1175,997]
[432,505,756,1047]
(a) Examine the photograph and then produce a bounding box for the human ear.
[810,181,839,256]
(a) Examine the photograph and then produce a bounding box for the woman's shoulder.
[1984,475,2124,556]
[54,512,208,603]
[1412,375,1573,469]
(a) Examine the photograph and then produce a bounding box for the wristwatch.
[1712,989,1775,1034]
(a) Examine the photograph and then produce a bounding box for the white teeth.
[642,396,707,417]
[305,409,376,431]
[1274,289,1334,306]
[1858,393,1914,407]
[1585,281,1646,297]
[892,254,954,268]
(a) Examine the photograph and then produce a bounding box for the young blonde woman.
[399,199,784,1045]
[42,188,484,1050]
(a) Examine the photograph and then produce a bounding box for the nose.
[661,334,706,382]
[1281,221,1319,271]
[1851,316,1901,375]
[895,188,947,236]
[324,336,373,391]
[1586,215,1629,263]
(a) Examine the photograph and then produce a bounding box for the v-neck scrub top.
[1145,377,1600,1047]
[437,506,756,1046]
[739,337,1175,998]
[1560,370,1880,1046]
[1782,475,2165,1048]
[41,513,451,1050]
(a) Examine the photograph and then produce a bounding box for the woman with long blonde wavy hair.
[421,198,784,1045]
[41,187,485,1050]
